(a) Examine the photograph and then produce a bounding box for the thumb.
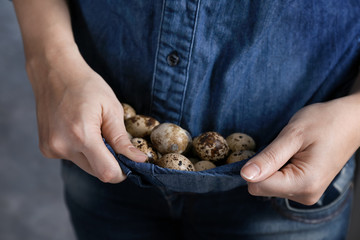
[241,125,303,182]
[102,106,147,162]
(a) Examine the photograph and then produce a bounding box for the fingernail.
[241,163,260,180]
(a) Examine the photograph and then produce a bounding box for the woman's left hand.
[241,94,360,205]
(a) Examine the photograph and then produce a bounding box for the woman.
[13,0,360,239]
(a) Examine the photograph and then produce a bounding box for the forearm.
[13,0,91,98]
[13,0,77,62]
[347,67,360,148]
[329,67,360,149]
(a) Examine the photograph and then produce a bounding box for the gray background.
[0,1,75,240]
[0,1,359,240]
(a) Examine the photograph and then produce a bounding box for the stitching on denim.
[149,163,166,187]
[272,184,353,224]
[156,186,183,218]
[149,0,166,115]
[178,0,201,125]
[285,183,351,214]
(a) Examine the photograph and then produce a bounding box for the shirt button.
[167,51,179,66]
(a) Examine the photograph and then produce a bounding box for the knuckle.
[39,142,56,158]
[42,133,72,158]
[69,124,86,145]
[47,135,64,156]
[284,123,304,141]
[111,133,129,145]
[301,194,321,206]
[248,183,262,196]
[261,149,278,168]
[97,168,120,183]
[109,134,129,148]
[39,134,64,158]
[299,184,322,206]
[302,180,319,195]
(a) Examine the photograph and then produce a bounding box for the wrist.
[26,41,80,71]
[337,93,360,147]
[25,42,92,97]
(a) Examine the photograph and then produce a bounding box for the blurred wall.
[0,1,359,240]
[0,2,75,240]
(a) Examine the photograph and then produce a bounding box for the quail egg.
[125,115,160,138]
[226,133,256,152]
[150,123,191,154]
[122,103,136,120]
[192,132,230,163]
[194,161,216,171]
[226,150,256,164]
[130,138,158,163]
[155,153,194,171]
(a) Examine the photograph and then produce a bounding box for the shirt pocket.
[270,157,355,224]
[105,142,249,193]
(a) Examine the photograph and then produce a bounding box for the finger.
[247,162,323,205]
[241,125,303,182]
[63,152,96,177]
[101,106,147,162]
[40,134,97,178]
[82,134,126,183]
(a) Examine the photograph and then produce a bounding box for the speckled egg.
[150,123,192,154]
[155,153,194,171]
[122,103,136,120]
[125,115,160,138]
[226,133,256,152]
[192,132,230,162]
[226,150,256,164]
[130,138,158,163]
[194,161,216,171]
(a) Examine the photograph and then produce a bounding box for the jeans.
[63,143,355,240]
[62,158,353,240]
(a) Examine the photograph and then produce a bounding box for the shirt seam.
[149,0,166,115]
[178,0,201,125]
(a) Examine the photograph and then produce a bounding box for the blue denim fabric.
[105,140,355,198]
[105,140,247,193]
[69,0,360,192]
[63,0,360,239]
[62,159,353,240]
[70,0,360,147]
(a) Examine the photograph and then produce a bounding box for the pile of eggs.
[123,103,256,172]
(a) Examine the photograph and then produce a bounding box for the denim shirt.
[70,0,360,148]
[68,1,360,193]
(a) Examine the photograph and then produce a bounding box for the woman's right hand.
[13,0,146,183]
[27,48,147,183]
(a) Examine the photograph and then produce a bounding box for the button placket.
[150,0,200,124]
